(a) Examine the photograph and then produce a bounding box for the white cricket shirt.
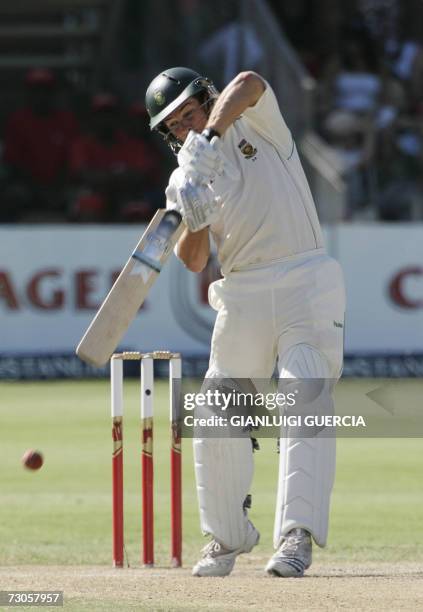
[168,80,324,276]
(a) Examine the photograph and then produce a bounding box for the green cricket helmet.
[145,66,218,153]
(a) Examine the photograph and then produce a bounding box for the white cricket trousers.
[193,250,346,550]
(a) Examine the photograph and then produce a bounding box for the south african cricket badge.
[154,91,165,106]
[238,139,257,160]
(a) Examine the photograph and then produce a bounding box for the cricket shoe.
[265,528,312,577]
[192,521,260,577]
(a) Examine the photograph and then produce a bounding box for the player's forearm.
[177,227,210,273]
[206,71,265,136]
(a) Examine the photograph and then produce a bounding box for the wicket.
[110,350,182,568]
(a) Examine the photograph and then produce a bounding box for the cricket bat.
[76,209,184,367]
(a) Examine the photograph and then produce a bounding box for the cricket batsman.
[145,67,346,577]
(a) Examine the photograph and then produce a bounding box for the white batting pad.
[193,436,254,550]
[274,343,336,548]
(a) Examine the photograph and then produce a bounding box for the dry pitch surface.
[2,382,423,610]
[1,558,422,611]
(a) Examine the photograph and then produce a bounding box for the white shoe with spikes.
[192,521,260,577]
[265,528,312,577]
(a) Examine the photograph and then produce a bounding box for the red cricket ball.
[22,449,44,471]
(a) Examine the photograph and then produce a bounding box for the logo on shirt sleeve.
[238,139,257,160]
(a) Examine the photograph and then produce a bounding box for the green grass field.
[1,378,422,570]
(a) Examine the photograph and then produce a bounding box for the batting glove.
[176,179,222,232]
[178,130,237,185]
[165,182,183,215]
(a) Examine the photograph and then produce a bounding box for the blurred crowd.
[1,0,423,223]
[0,68,168,223]
[275,0,423,220]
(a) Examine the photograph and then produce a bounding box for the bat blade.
[76,209,184,366]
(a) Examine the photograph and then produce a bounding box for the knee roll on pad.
[278,343,331,379]
[197,374,260,438]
